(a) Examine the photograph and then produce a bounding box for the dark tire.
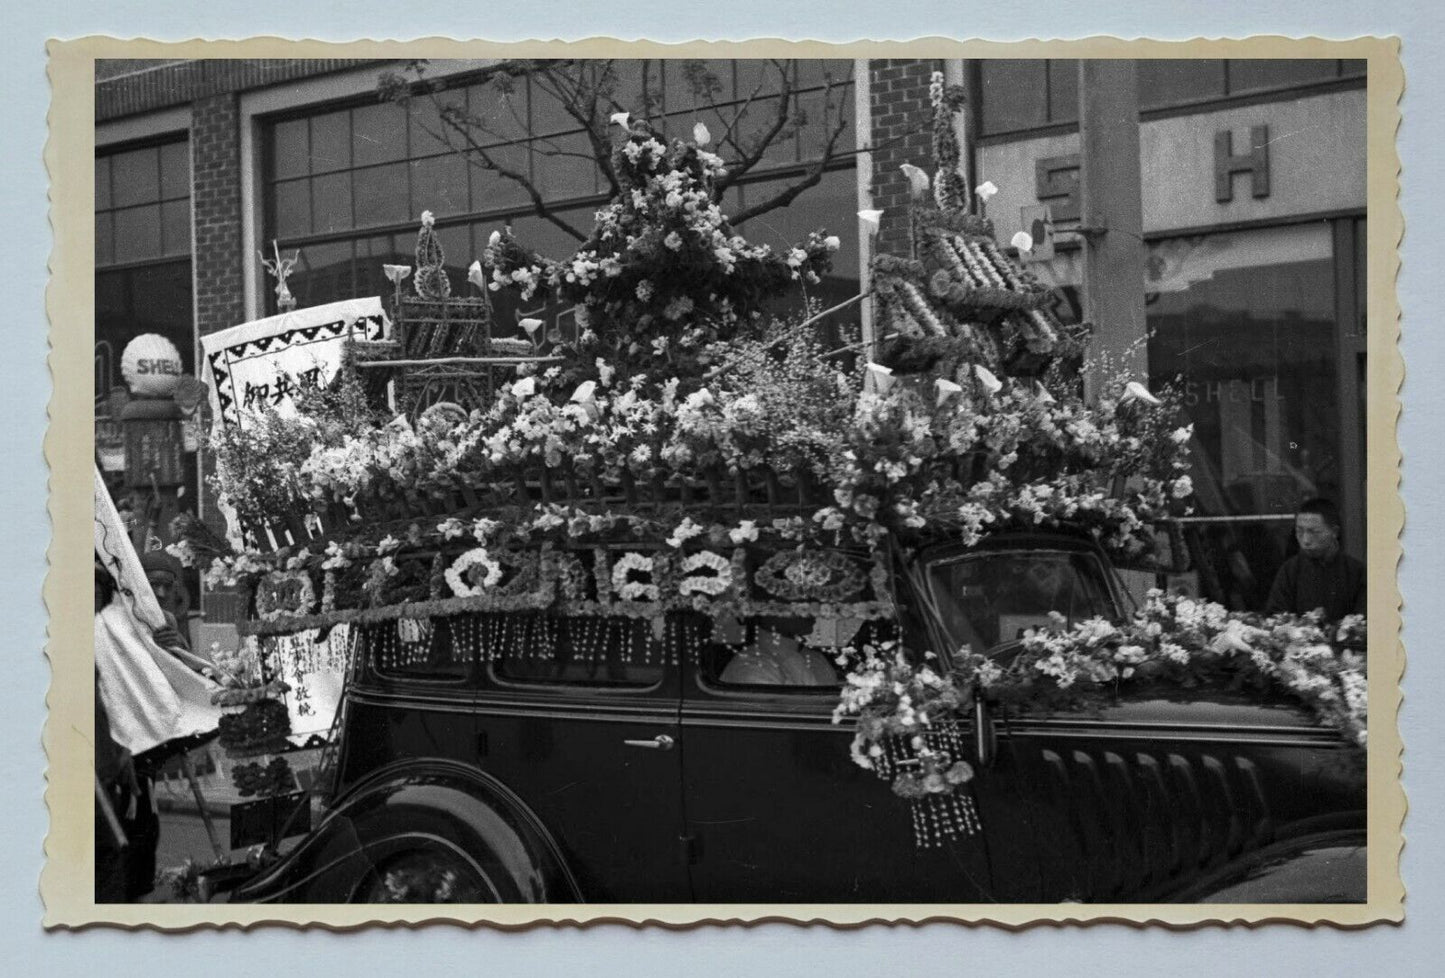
[353,846,503,904]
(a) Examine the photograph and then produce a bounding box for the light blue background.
[6,3,1442,974]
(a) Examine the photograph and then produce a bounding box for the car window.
[700,616,896,691]
[926,549,1117,654]
[371,618,473,683]
[491,615,665,688]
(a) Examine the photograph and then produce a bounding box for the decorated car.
[174,72,1366,904]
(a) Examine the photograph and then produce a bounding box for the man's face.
[1295,513,1339,558]
[147,571,176,607]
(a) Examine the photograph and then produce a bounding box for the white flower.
[728,520,759,544]
[519,317,543,336]
[973,364,1003,395]
[610,111,631,128]
[693,121,711,145]
[1010,230,1034,253]
[511,376,537,398]
[865,362,895,393]
[1034,381,1056,405]
[571,381,597,404]
[487,229,502,248]
[420,210,435,227]
[857,209,884,233]
[824,235,841,252]
[1171,425,1194,445]
[376,534,401,554]
[974,180,999,202]
[382,264,412,286]
[935,378,963,406]
[466,260,485,291]
[1121,380,1162,407]
[595,359,616,386]
[900,163,931,198]
[664,231,683,251]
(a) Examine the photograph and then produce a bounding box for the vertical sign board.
[199,297,390,743]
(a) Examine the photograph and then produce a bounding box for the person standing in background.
[1265,498,1366,621]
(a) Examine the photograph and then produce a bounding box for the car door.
[469,614,691,901]
[677,618,1000,903]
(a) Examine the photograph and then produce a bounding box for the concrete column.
[1077,61,1146,397]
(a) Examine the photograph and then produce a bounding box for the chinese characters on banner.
[200,297,389,430]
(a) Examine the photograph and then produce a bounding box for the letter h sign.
[1214,125,1270,203]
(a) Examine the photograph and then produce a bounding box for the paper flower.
[974,181,999,203]
[1120,380,1162,407]
[935,378,963,406]
[824,235,841,252]
[1034,381,1056,405]
[511,376,537,399]
[382,264,412,286]
[571,380,597,404]
[973,364,1003,395]
[693,121,711,146]
[610,111,631,128]
[1011,230,1035,254]
[467,260,485,291]
[519,317,543,336]
[857,209,885,233]
[685,388,716,410]
[900,163,931,198]
[421,210,435,227]
[487,229,502,248]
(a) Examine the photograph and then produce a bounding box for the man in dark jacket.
[1265,498,1366,621]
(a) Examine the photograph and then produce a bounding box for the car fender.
[1162,828,1367,904]
[230,758,584,904]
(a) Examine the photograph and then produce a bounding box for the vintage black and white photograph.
[56,41,1398,924]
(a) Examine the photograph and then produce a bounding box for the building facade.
[94,56,1367,614]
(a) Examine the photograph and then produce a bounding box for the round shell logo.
[120,333,184,397]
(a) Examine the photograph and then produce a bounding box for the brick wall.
[867,59,943,257]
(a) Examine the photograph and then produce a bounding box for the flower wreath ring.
[678,550,732,597]
[446,548,503,597]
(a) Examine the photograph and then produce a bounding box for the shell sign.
[121,333,185,397]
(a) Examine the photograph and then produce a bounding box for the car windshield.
[926,548,1118,655]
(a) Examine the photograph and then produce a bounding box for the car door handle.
[623,735,675,751]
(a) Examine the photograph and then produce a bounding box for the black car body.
[229,532,1366,904]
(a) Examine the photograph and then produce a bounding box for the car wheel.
[353,847,503,904]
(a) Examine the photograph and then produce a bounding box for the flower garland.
[611,552,660,602]
[445,548,502,597]
[678,550,733,597]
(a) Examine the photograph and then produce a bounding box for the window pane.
[701,615,858,688]
[113,205,161,263]
[353,163,410,228]
[312,171,355,234]
[289,240,353,308]
[1047,60,1079,124]
[978,61,1048,134]
[272,179,311,239]
[796,59,853,91]
[111,146,159,208]
[469,145,533,212]
[1147,226,1337,524]
[732,94,798,171]
[532,131,599,201]
[309,111,351,173]
[272,117,309,179]
[408,88,464,158]
[95,211,114,265]
[161,199,191,256]
[527,74,581,138]
[409,153,470,218]
[1227,59,1337,94]
[352,101,409,167]
[355,233,410,298]
[1138,59,1227,110]
[159,140,190,199]
[467,78,529,145]
[797,87,852,162]
[95,155,111,210]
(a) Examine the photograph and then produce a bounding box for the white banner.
[200,297,389,430]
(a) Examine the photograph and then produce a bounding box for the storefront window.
[264,60,860,339]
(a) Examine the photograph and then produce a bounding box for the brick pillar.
[190,93,247,618]
[192,93,244,339]
[867,59,942,258]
